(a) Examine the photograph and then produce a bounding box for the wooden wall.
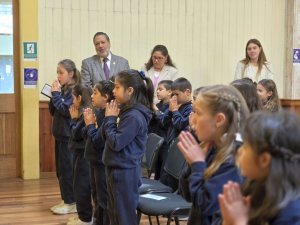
[39,101,55,175]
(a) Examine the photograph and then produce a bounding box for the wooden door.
[0,0,20,178]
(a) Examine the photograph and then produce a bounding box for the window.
[0,0,13,94]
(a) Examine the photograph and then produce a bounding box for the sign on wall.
[23,42,37,60]
[24,68,38,88]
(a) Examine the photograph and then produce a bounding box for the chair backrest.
[142,133,164,173]
[163,138,186,179]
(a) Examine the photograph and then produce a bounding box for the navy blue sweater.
[84,109,105,163]
[270,197,300,225]
[68,115,86,152]
[49,87,73,141]
[101,104,152,168]
[179,145,243,225]
[148,101,169,138]
[160,101,192,145]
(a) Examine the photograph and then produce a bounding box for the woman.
[143,45,178,93]
[235,39,273,82]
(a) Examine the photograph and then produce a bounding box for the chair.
[139,133,173,194]
[141,133,164,177]
[137,138,191,225]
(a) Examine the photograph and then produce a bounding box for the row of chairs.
[137,133,192,225]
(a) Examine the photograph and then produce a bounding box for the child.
[101,70,153,225]
[49,59,80,214]
[219,110,300,225]
[83,80,114,225]
[177,85,250,225]
[148,80,172,179]
[257,79,281,112]
[160,77,193,191]
[67,84,93,225]
[231,78,263,112]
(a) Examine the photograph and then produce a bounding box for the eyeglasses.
[152,56,165,61]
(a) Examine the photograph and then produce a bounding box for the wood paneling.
[38,0,287,99]
[39,101,55,174]
[281,99,300,114]
[0,113,17,178]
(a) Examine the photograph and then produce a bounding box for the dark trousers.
[55,140,74,204]
[73,151,93,222]
[106,166,140,225]
[90,162,109,225]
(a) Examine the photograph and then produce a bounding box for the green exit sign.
[23,42,37,60]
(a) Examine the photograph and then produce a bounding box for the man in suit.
[81,32,130,87]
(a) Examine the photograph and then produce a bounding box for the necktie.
[103,58,110,80]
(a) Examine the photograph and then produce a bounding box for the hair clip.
[138,71,147,80]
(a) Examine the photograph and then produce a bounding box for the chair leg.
[137,211,141,223]
[148,215,153,225]
[156,216,160,225]
[166,217,172,225]
[175,217,180,225]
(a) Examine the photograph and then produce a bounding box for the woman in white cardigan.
[143,45,178,90]
[235,39,273,83]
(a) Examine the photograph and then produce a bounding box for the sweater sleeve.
[102,112,142,152]
[234,61,244,80]
[188,161,241,216]
[172,109,190,131]
[70,116,85,141]
[51,91,72,117]
[86,124,105,150]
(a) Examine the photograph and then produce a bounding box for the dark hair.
[145,45,176,70]
[241,39,271,77]
[241,110,300,224]
[72,84,93,114]
[94,80,115,102]
[258,79,281,112]
[93,32,110,42]
[157,80,173,90]
[231,78,263,112]
[171,77,192,92]
[58,59,81,85]
[193,87,204,101]
[115,69,154,108]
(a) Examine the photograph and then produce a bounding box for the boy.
[159,77,193,190]
[148,80,173,180]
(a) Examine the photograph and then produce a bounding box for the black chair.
[137,138,191,225]
[139,133,173,194]
[141,133,164,177]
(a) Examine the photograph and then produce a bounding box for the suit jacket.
[81,53,130,87]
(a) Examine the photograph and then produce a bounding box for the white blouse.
[234,61,273,82]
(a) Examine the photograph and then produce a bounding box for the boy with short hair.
[159,77,193,190]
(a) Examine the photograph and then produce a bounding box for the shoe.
[52,203,77,215]
[50,201,64,212]
[66,218,92,225]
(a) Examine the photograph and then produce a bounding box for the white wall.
[39,0,286,100]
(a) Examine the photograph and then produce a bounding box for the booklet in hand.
[41,83,52,98]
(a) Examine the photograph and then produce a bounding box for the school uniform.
[270,197,300,225]
[160,101,192,190]
[179,143,243,225]
[101,104,152,225]
[49,86,74,204]
[69,115,92,223]
[84,109,109,225]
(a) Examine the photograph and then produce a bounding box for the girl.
[67,84,93,225]
[231,78,263,113]
[219,110,300,225]
[177,85,249,225]
[257,79,281,112]
[83,80,114,225]
[101,70,153,225]
[235,39,273,82]
[49,59,80,214]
